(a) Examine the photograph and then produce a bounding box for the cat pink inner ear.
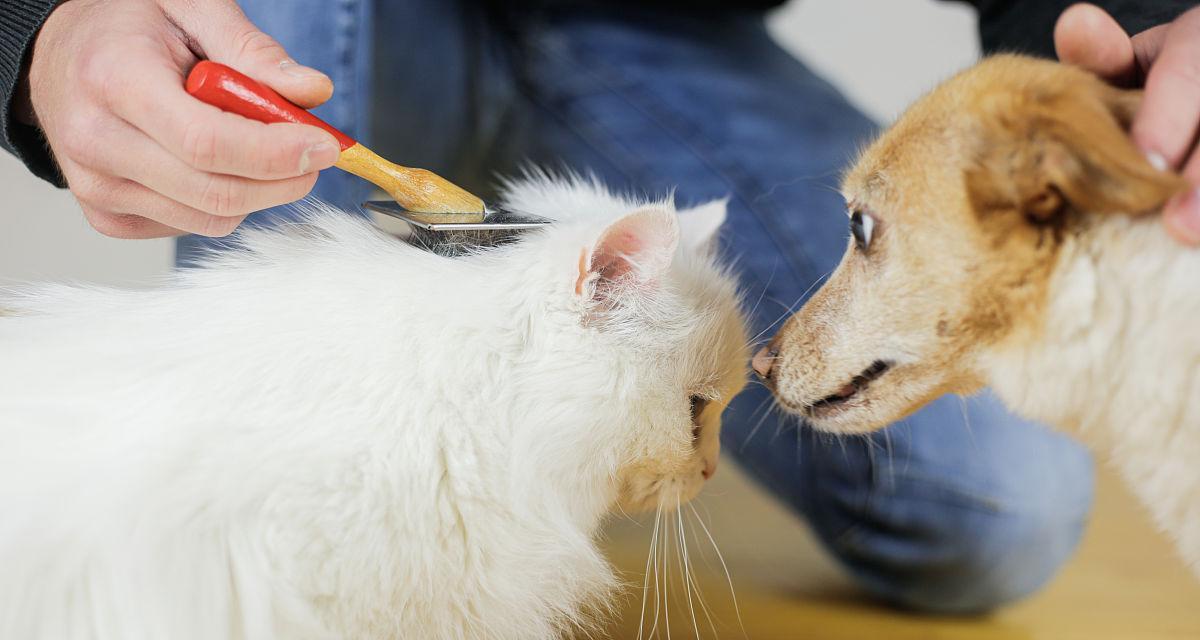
[581,209,679,292]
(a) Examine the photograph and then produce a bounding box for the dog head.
[756,55,1184,434]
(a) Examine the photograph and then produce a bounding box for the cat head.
[500,176,749,514]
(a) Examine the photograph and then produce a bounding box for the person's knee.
[726,390,1096,615]
[814,447,1094,615]
[889,483,1092,614]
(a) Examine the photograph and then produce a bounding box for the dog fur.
[760,55,1200,574]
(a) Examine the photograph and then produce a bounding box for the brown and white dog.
[755,55,1200,575]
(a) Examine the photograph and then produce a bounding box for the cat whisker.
[687,503,746,638]
[683,507,719,577]
[682,505,719,639]
[743,306,793,349]
[663,501,673,640]
[639,502,663,640]
[677,493,717,640]
[615,499,639,525]
[739,393,780,451]
[694,498,718,526]
[741,264,778,331]
[753,170,843,203]
[674,494,699,639]
[792,271,833,308]
[741,270,833,351]
[742,302,802,350]
[745,379,772,392]
[650,496,665,640]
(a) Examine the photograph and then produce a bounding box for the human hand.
[1055,3,1200,245]
[23,0,341,238]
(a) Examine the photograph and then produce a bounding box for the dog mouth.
[804,360,892,417]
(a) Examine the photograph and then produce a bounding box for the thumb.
[170,1,333,109]
[1054,3,1137,85]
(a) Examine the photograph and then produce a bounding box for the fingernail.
[299,141,338,174]
[1144,149,1169,172]
[279,60,329,80]
[1165,188,1200,244]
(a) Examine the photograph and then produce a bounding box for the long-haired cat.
[0,176,749,640]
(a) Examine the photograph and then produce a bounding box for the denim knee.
[812,445,1095,614]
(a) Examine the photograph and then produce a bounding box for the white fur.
[983,215,1200,574]
[0,176,747,639]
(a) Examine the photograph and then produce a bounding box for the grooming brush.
[185,61,549,251]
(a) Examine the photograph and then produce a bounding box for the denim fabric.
[200,1,1095,613]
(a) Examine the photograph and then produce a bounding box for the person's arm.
[948,1,1197,57]
[2,0,341,239]
[1,0,66,185]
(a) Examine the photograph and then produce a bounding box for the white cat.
[0,176,749,640]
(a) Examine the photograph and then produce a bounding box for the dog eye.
[850,210,876,252]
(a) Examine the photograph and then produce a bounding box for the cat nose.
[752,346,777,379]
[701,457,718,480]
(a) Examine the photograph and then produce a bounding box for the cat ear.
[576,208,679,298]
[677,198,727,253]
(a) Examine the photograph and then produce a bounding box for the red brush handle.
[185,60,356,151]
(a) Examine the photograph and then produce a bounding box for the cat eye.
[689,395,708,440]
[850,210,876,252]
[690,395,708,423]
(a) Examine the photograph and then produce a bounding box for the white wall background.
[0,0,979,286]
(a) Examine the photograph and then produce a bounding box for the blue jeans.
[184,1,1096,614]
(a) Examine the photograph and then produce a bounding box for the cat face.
[499,177,747,517]
[569,199,749,514]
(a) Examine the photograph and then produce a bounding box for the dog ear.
[971,84,1186,225]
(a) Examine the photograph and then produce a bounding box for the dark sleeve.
[1,0,66,186]
[948,0,1199,57]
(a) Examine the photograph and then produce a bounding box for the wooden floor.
[597,458,1200,639]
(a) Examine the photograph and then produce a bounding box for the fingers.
[1162,156,1200,244]
[75,116,320,217]
[79,206,182,240]
[104,59,340,180]
[1129,24,1170,76]
[1162,193,1200,244]
[61,113,317,238]
[1140,8,1200,246]
[167,0,333,109]
[1055,5,1200,245]
[1055,3,1136,84]
[76,176,250,239]
[27,0,334,240]
[109,181,250,238]
[1132,8,1200,172]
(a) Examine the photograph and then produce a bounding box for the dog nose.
[752,346,777,379]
